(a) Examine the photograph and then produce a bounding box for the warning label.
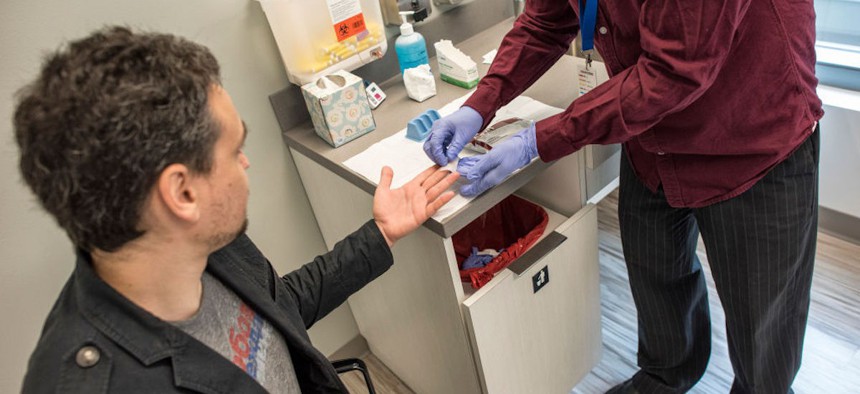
[333,13,366,42]
[327,0,367,42]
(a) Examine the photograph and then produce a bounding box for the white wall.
[0,1,361,391]
[819,104,860,219]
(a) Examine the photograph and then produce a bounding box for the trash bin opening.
[453,195,548,289]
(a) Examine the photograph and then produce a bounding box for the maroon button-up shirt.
[464,0,823,207]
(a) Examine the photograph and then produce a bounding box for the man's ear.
[156,163,200,223]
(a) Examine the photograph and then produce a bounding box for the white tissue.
[314,74,346,92]
[403,64,437,102]
[482,49,497,64]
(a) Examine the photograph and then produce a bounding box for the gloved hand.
[457,123,538,197]
[422,106,484,166]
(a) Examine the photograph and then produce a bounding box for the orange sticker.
[334,13,366,42]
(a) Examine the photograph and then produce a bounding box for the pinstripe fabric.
[617,128,819,394]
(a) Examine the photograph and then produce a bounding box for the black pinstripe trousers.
[617,128,819,394]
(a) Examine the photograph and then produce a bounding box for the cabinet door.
[463,204,602,394]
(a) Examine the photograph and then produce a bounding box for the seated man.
[15,26,458,393]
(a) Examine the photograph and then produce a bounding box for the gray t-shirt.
[172,272,301,393]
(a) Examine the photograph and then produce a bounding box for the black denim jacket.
[22,220,392,393]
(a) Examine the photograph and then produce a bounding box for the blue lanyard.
[579,0,599,61]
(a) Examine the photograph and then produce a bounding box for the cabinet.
[292,151,600,393]
[463,203,601,394]
[281,18,605,394]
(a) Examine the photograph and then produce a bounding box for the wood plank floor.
[340,353,415,394]
[345,190,860,393]
[573,191,860,394]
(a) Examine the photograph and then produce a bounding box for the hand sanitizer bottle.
[395,11,429,74]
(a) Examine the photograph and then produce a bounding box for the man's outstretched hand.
[373,165,460,246]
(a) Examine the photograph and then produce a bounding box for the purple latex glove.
[422,106,483,166]
[457,123,538,197]
[462,247,495,270]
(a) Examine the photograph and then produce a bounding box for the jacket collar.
[204,240,310,349]
[204,235,348,393]
[71,246,269,393]
[73,249,186,365]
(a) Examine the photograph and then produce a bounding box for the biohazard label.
[327,0,367,42]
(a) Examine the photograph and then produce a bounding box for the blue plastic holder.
[406,109,441,141]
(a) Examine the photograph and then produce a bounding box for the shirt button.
[599,26,608,35]
[76,345,101,368]
[657,151,666,156]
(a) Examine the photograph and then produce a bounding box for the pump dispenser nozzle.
[398,11,415,36]
[394,10,428,74]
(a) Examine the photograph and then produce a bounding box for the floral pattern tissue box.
[301,70,376,148]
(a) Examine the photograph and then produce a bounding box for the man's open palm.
[373,165,459,246]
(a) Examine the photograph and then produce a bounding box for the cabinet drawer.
[462,204,601,394]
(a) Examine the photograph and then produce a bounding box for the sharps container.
[257,0,388,85]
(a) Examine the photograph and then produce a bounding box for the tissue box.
[301,70,376,148]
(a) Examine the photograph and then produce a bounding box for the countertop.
[281,18,581,238]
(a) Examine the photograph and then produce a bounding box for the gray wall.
[818,102,860,243]
[819,104,860,219]
[0,1,361,391]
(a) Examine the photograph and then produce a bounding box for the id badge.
[577,64,598,97]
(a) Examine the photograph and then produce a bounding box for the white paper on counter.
[342,92,563,221]
[482,49,498,64]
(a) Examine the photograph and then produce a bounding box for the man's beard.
[209,217,249,250]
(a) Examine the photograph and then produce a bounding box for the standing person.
[423,0,822,392]
[16,26,459,393]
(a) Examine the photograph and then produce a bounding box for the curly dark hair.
[14,26,222,252]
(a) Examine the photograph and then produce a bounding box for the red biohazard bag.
[453,195,548,289]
